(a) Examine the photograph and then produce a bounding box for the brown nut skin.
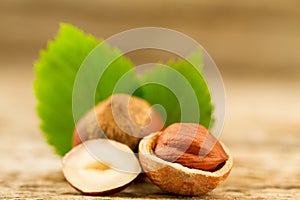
[154,123,229,171]
[139,132,233,196]
[73,94,164,151]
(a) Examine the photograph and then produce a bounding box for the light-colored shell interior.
[63,139,141,194]
[138,132,233,196]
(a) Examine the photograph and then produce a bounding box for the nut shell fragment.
[139,132,233,196]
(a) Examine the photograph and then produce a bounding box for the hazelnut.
[62,139,141,195]
[138,123,233,196]
[155,123,229,171]
[73,94,164,151]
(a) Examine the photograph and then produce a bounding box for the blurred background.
[0,0,300,197]
[1,0,300,76]
[1,0,299,140]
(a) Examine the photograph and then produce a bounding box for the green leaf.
[34,23,136,156]
[187,49,204,72]
[34,23,213,156]
[135,52,213,128]
[71,41,140,122]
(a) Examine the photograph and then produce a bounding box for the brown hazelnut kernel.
[154,123,229,171]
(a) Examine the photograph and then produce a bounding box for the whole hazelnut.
[73,94,164,151]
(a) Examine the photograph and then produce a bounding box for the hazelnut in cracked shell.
[138,123,233,196]
[73,94,164,151]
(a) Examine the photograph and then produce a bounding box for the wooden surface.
[1,66,299,199]
[1,0,300,199]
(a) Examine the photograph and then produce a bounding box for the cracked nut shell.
[138,131,233,196]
